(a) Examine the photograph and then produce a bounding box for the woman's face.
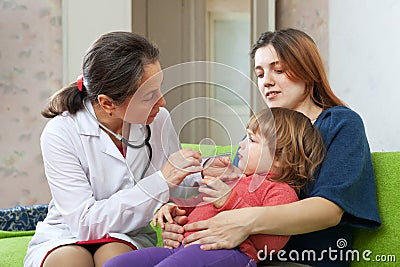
[254,45,309,111]
[237,129,273,176]
[120,61,166,125]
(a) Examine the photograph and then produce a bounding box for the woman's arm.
[182,196,343,250]
[253,197,343,236]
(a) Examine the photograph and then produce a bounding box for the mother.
[162,28,381,267]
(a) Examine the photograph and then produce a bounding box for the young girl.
[104,107,326,267]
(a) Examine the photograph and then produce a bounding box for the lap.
[42,245,94,267]
[104,244,256,267]
[93,242,134,267]
[159,244,255,267]
[43,241,134,267]
[104,246,172,267]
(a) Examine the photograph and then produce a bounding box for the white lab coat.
[24,102,199,267]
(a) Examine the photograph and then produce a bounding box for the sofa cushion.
[181,143,237,160]
[0,205,48,231]
[0,234,32,267]
[351,152,400,266]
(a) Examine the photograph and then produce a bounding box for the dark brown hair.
[247,107,326,193]
[42,32,159,118]
[250,28,345,109]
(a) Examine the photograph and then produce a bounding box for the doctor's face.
[122,61,166,124]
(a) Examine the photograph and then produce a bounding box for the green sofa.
[1,146,398,267]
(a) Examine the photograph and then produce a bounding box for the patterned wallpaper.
[0,0,62,208]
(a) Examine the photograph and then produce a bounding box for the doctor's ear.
[97,94,115,116]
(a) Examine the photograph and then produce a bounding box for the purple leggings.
[103,244,256,267]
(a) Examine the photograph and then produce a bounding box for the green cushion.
[0,234,32,267]
[351,152,400,266]
[0,230,35,239]
[181,143,237,160]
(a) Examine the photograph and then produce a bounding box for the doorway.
[131,0,274,145]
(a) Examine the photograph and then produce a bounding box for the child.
[104,107,326,267]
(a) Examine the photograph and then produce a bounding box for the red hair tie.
[77,74,84,92]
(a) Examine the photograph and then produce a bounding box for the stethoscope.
[83,100,152,180]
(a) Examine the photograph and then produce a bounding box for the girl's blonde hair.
[247,107,325,193]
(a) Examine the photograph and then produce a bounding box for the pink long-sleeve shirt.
[183,173,298,262]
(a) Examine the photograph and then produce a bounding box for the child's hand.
[153,203,185,229]
[202,157,244,182]
[199,176,232,208]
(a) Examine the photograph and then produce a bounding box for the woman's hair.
[42,31,160,118]
[247,107,326,193]
[250,28,345,109]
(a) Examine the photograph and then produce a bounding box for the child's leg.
[155,244,256,267]
[103,246,174,267]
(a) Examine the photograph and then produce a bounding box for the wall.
[277,0,399,152]
[0,0,62,208]
[276,0,329,70]
[329,0,400,152]
[0,0,131,208]
[63,0,131,84]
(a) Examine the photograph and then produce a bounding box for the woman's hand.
[162,148,202,189]
[182,209,252,250]
[161,214,188,248]
[202,157,243,182]
[199,176,232,208]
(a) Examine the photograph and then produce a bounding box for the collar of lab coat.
[75,100,145,137]
[76,100,124,161]
[76,100,102,137]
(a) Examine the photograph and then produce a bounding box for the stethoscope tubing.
[83,100,152,180]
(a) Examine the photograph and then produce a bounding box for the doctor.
[24,32,202,267]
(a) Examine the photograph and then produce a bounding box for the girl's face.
[254,45,310,112]
[237,129,274,176]
[118,61,166,125]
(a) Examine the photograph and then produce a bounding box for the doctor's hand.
[162,148,202,189]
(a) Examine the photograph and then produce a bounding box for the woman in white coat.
[24,32,202,267]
